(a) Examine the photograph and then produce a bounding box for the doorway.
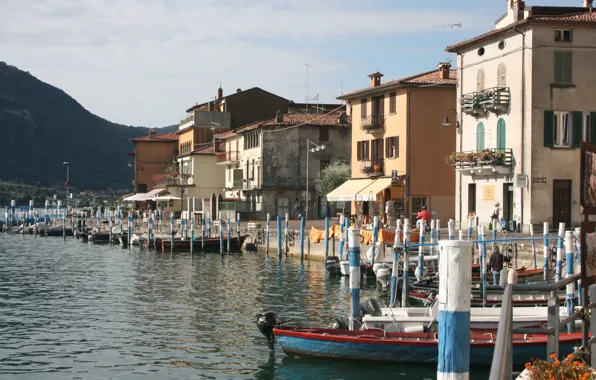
[553,180,572,227]
[503,183,513,223]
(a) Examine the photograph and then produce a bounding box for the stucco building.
[446,0,596,231]
[129,129,178,193]
[331,65,457,224]
[215,110,351,220]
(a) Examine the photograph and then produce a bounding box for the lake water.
[0,234,491,379]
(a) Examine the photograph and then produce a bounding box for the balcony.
[216,151,240,165]
[445,148,513,176]
[360,115,385,134]
[461,87,511,116]
[360,158,385,177]
[232,179,244,190]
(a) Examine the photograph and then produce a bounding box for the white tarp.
[326,179,375,202]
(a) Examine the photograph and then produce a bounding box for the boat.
[40,226,74,237]
[408,288,572,307]
[160,234,248,252]
[271,325,582,365]
[325,256,342,275]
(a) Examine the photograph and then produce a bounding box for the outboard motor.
[256,312,278,349]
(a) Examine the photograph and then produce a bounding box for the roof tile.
[131,132,178,142]
[230,111,350,135]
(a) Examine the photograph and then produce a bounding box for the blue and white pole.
[219,212,224,255]
[448,219,455,240]
[371,216,379,266]
[276,216,282,258]
[129,213,134,249]
[236,213,241,249]
[324,216,330,259]
[207,212,211,239]
[148,212,153,245]
[530,224,537,269]
[284,213,289,255]
[299,215,306,261]
[479,225,488,308]
[467,216,473,240]
[565,230,575,332]
[201,216,205,250]
[436,219,441,241]
[556,222,565,282]
[416,220,425,281]
[390,219,402,307]
[348,227,361,331]
[437,230,472,380]
[575,227,582,306]
[265,213,270,255]
[344,216,350,253]
[190,216,194,254]
[227,215,231,253]
[430,220,436,258]
[338,215,345,261]
[544,222,550,280]
[169,212,174,252]
[401,219,411,307]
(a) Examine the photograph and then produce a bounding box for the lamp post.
[305,139,326,220]
[63,162,70,211]
[440,108,460,133]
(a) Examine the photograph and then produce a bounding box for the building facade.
[216,111,351,220]
[129,129,178,193]
[333,65,457,224]
[446,0,596,231]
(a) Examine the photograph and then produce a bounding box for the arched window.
[497,118,506,151]
[497,63,506,87]
[476,122,485,150]
[477,69,485,92]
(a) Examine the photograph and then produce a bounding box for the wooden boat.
[160,235,248,252]
[272,326,582,365]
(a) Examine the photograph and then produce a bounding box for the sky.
[0,0,581,128]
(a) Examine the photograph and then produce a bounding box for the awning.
[139,187,167,201]
[123,193,146,201]
[154,195,181,201]
[355,177,392,202]
[326,178,375,202]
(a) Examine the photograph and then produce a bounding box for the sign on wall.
[483,185,495,201]
[516,174,527,188]
[533,177,547,184]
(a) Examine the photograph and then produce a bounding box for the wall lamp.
[441,108,460,133]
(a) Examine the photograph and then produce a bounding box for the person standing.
[489,246,510,285]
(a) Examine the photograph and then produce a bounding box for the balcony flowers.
[444,150,507,167]
[522,353,594,380]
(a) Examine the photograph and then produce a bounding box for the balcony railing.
[232,179,243,190]
[360,158,385,177]
[216,151,240,164]
[461,87,511,115]
[445,148,513,176]
[360,115,385,133]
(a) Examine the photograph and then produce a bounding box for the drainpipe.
[514,26,526,231]
[457,52,464,230]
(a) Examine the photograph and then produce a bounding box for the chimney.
[438,62,452,80]
[236,88,242,93]
[513,0,526,21]
[217,87,223,99]
[367,72,384,88]
[584,0,593,7]
[148,129,156,139]
[275,110,283,123]
[338,111,348,124]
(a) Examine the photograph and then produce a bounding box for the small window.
[478,47,485,56]
[498,41,506,50]
[385,136,398,158]
[319,126,329,142]
[554,52,573,84]
[389,92,397,114]
[497,63,506,87]
[477,69,485,92]
[468,184,477,216]
[554,112,573,147]
[555,29,573,42]
[360,98,367,119]
[357,140,370,161]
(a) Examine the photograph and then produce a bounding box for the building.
[129,129,178,193]
[215,110,351,220]
[446,0,596,230]
[331,65,457,224]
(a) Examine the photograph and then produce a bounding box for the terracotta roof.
[185,87,288,113]
[337,69,456,99]
[232,112,351,134]
[191,142,226,155]
[131,132,178,142]
[446,7,596,52]
[214,130,238,139]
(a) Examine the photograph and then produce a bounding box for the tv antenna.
[305,94,320,113]
[435,22,462,29]
[304,63,311,113]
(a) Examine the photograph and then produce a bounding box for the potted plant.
[493,151,506,165]
[523,353,594,380]
[373,165,382,173]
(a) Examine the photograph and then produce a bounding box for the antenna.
[304,63,311,113]
[217,80,222,88]
[434,22,462,29]
[341,80,344,95]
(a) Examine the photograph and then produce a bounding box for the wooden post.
[285,213,289,255]
[236,213,241,249]
[371,216,379,266]
[219,212,223,255]
[227,215,231,253]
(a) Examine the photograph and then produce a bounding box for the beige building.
[332,65,457,224]
[446,0,596,231]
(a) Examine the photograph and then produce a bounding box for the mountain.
[0,62,172,191]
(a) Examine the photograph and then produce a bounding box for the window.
[385,136,398,158]
[277,198,289,218]
[468,184,476,216]
[498,41,506,50]
[477,69,485,92]
[251,159,255,180]
[555,29,573,42]
[357,141,369,161]
[497,118,506,151]
[319,126,329,142]
[138,183,147,193]
[476,122,485,150]
[554,52,572,84]
[585,113,596,144]
[372,95,384,116]
[389,92,397,114]
[411,197,427,221]
[478,47,485,56]
[497,63,506,87]
[544,110,582,148]
[360,98,367,119]
[371,138,384,160]
[244,133,260,149]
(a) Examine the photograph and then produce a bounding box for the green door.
[497,118,506,151]
[476,122,485,150]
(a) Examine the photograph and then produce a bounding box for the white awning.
[355,177,392,202]
[154,195,181,201]
[139,187,167,201]
[123,193,146,201]
[326,178,376,202]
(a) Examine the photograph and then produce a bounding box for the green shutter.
[590,112,596,145]
[573,111,583,147]
[476,122,485,150]
[497,118,506,151]
[544,110,554,147]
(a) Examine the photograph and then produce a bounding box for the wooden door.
[553,180,572,227]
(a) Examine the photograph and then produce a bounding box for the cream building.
[446,0,596,231]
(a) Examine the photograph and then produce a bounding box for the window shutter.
[379,139,384,159]
[591,112,596,145]
[564,52,573,84]
[544,110,555,147]
[361,99,367,118]
[395,137,399,157]
[385,138,389,157]
[378,95,384,115]
[357,142,361,160]
[573,111,583,147]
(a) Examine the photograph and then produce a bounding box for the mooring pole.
[299,215,305,261]
[190,216,194,255]
[416,220,425,281]
[266,213,270,255]
[556,222,565,282]
[565,230,575,332]
[169,212,174,253]
[338,215,345,261]
[236,213,241,249]
[324,216,330,259]
[219,212,224,255]
[401,219,411,308]
[437,231,472,380]
[277,216,282,258]
[390,219,402,307]
[575,227,582,306]
[201,216,205,250]
[371,216,379,267]
[227,215,231,253]
[348,227,361,331]
[479,226,488,308]
[284,213,289,255]
[544,221,550,280]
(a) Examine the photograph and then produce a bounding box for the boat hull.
[160,235,248,252]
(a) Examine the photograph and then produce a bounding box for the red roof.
[232,112,351,134]
[191,142,226,155]
[338,69,456,99]
[131,132,178,142]
[214,130,238,139]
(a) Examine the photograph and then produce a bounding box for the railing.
[179,114,194,128]
[216,151,239,164]
[461,87,510,115]
[232,179,243,190]
[446,148,513,175]
[488,273,590,379]
[360,158,384,177]
[360,115,385,133]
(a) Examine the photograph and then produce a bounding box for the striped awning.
[326,178,376,202]
[355,178,392,202]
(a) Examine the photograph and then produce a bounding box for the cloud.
[0,0,491,127]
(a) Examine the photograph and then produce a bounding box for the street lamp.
[305,139,326,220]
[63,161,70,209]
[441,108,460,133]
